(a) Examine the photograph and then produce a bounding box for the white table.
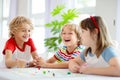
[0,68,120,80]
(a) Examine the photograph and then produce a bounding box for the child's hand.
[27,61,35,67]
[79,63,89,74]
[33,56,46,67]
[16,59,27,68]
[69,64,80,73]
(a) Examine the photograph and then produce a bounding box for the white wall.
[116,0,120,43]
[0,0,3,39]
[96,0,117,40]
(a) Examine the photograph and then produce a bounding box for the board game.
[0,68,119,80]
[10,68,83,78]
[0,68,86,80]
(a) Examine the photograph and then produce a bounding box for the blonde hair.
[61,23,81,45]
[9,16,33,37]
[80,16,113,57]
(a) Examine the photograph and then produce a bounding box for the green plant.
[44,5,80,51]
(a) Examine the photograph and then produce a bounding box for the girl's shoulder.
[103,46,117,53]
[102,46,120,62]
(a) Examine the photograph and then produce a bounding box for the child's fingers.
[70,65,80,73]
[35,56,43,61]
[79,63,88,73]
[35,56,39,59]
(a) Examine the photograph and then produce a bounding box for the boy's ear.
[11,30,16,35]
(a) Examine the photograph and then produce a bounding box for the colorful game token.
[67,72,71,75]
[37,66,41,70]
[43,70,46,74]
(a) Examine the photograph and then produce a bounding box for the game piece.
[38,66,41,70]
[48,70,50,73]
[43,70,46,74]
[53,73,55,77]
[67,72,71,75]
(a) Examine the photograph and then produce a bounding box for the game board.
[0,68,120,80]
[10,68,84,78]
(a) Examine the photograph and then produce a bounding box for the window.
[75,0,96,14]
[73,0,96,24]
[30,0,46,53]
[0,0,10,39]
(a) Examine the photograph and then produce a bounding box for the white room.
[0,0,120,79]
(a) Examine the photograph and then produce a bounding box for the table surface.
[0,68,120,80]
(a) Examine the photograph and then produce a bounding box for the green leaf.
[61,9,79,21]
[58,37,62,44]
[51,5,65,16]
[45,23,53,28]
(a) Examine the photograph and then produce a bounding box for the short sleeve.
[80,51,86,61]
[102,46,119,62]
[2,38,16,55]
[54,48,63,61]
[27,38,37,52]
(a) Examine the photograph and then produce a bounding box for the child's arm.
[31,51,39,59]
[5,49,27,68]
[41,61,69,69]
[5,49,17,68]
[35,58,69,68]
[80,57,120,76]
[34,56,69,68]
[69,56,84,73]
[28,51,39,67]
[46,56,57,63]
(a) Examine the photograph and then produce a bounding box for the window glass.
[75,0,96,8]
[75,0,96,14]
[73,0,96,24]
[2,0,10,39]
[3,0,10,17]
[31,0,45,14]
[31,0,46,53]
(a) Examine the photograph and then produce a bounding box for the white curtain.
[0,0,3,39]
[8,0,30,23]
[8,0,18,23]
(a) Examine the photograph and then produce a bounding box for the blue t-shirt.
[80,46,119,67]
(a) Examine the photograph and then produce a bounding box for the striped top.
[54,45,84,62]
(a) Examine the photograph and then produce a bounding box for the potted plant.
[44,5,80,52]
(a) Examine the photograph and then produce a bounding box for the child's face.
[80,28,93,46]
[13,23,32,42]
[61,27,78,47]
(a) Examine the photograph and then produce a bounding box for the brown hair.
[80,16,112,57]
[61,23,81,45]
[9,16,33,37]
